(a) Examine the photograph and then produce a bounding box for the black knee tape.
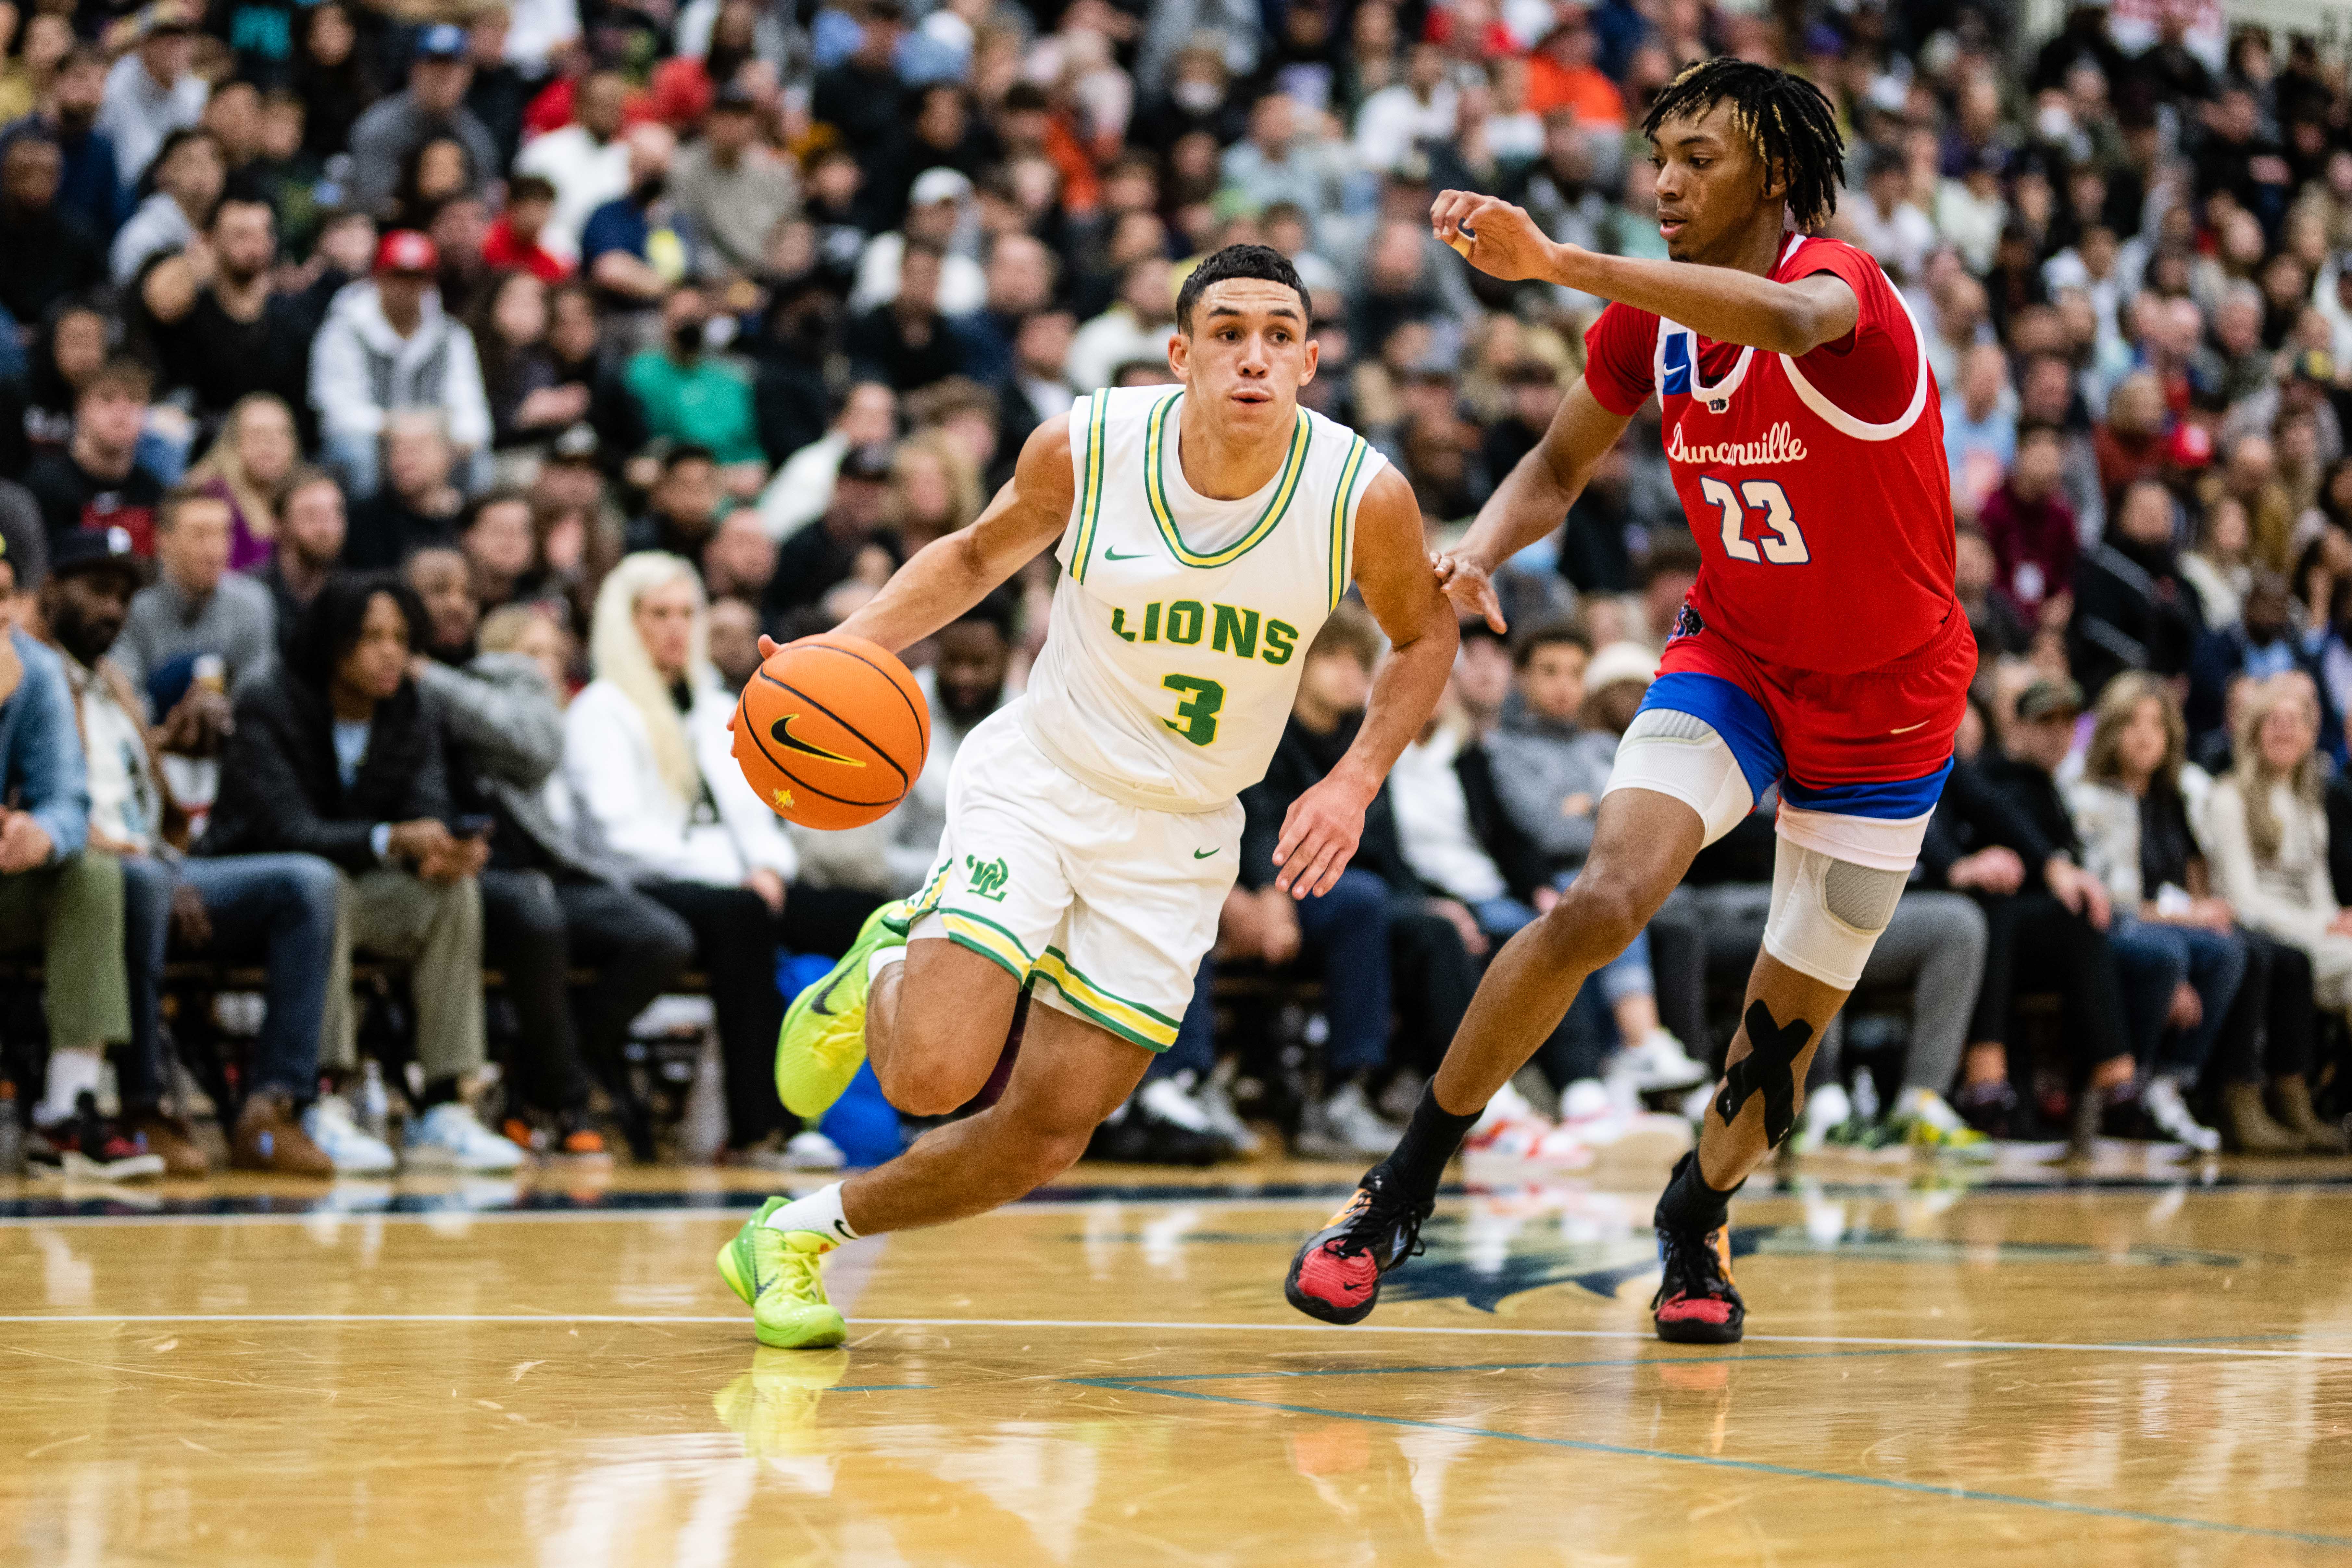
[1714,1000,1812,1148]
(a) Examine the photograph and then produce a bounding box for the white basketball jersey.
[1019,386,1388,813]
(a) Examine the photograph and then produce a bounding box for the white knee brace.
[1761,840,1907,991]
[1603,708,1756,846]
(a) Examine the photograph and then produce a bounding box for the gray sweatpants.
[318,869,485,1081]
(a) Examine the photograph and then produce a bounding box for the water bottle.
[356,1060,390,1143]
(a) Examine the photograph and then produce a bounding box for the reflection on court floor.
[7,1158,2352,1565]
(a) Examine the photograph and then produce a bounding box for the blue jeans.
[2107,916,2248,1078]
[120,853,343,1107]
[1161,871,1394,1082]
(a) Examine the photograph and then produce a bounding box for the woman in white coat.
[565,553,867,1166]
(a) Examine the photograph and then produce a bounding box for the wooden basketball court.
[6,1152,2351,1564]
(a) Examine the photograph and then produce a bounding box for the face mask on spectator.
[672,317,710,356]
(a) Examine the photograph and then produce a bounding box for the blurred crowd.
[3,0,2352,1178]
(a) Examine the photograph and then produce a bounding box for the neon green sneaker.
[774,900,908,1119]
[1894,1088,1993,1159]
[716,1197,849,1348]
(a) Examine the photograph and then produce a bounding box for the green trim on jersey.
[1328,435,1371,609]
[1142,393,1311,568]
[1069,393,1110,582]
[1035,946,1182,1049]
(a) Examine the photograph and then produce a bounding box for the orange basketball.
[732,633,930,830]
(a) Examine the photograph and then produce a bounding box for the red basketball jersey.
[1582,235,1956,675]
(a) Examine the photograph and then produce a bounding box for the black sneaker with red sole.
[1651,1222,1745,1344]
[1283,1167,1432,1325]
[27,1092,167,1182]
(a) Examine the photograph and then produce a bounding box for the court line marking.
[1070,1378,2352,1550]
[0,1314,2343,1360]
[0,1195,1354,1229]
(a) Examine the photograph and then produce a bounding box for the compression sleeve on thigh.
[1602,708,1756,847]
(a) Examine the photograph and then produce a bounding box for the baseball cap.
[1583,641,1657,693]
[375,229,440,275]
[415,23,468,60]
[908,167,973,208]
[50,526,144,593]
[2164,421,2214,469]
[2016,677,2084,722]
[839,442,896,483]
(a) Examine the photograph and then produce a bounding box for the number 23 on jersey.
[1699,475,1810,565]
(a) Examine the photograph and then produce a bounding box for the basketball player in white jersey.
[715,245,1457,1348]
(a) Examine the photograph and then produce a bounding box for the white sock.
[38,1047,105,1128]
[868,945,906,985]
[763,1181,860,1242]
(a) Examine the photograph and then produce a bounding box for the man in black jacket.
[1233,606,1477,1159]
[2069,477,2205,700]
[407,547,695,1160]
[199,571,519,1172]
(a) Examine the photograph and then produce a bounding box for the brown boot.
[2271,1075,2350,1153]
[125,1110,211,1176]
[2221,1080,2299,1154]
[231,1094,335,1175]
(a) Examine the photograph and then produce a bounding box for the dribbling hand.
[1432,551,1507,634]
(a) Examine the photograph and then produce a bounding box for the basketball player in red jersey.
[1286,59,2025,1343]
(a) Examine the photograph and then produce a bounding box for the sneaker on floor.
[1788,1081,1852,1154]
[1651,1220,1744,1344]
[124,1109,210,1176]
[1558,1078,1694,1163]
[1463,1085,1593,1166]
[2140,1075,2221,1154]
[1282,1166,1432,1324]
[1293,1080,1402,1161]
[1616,1028,1711,1093]
[504,1110,617,1167]
[1892,1086,1993,1157]
[1953,1080,2018,1141]
[226,1093,334,1175]
[405,1101,525,1172]
[716,1196,849,1348]
[1139,1074,1220,1137]
[774,901,908,1120]
[723,1129,848,1171]
[294,1095,394,1174]
[712,1346,852,1457]
[27,1093,165,1182]
[1187,1068,1263,1156]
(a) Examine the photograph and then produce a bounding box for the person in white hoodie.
[563,553,864,1167]
[308,230,492,502]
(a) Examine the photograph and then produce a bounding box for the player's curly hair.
[1641,58,1846,233]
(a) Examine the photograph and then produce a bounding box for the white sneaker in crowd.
[1462,1080,1594,1166]
[1140,1072,1258,1155]
[303,1096,398,1174]
[2141,1074,2221,1154]
[1789,1081,1853,1154]
[404,1102,526,1172]
[1615,1029,1711,1092]
[1559,1078,1693,1163]
[1189,1068,1264,1156]
[784,1130,847,1170]
[1294,1080,1402,1160]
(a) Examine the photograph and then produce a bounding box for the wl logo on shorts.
[964,855,1011,901]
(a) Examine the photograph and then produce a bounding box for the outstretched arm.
[830,417,1076,655]
[1437,376,1632,633]
[1273,466,1459,898]
[1430,191,1858,357]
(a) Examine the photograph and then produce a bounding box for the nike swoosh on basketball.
[770,713,866,766]
[1889,720,1929,734]
[1194,847,1219,859]
[1102,546,1152,561]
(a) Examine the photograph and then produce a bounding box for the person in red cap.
[307,227,491,502]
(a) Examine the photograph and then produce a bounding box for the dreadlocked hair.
[1641,58,1846,233]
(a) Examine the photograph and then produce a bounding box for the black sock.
[1654,1150,1743,1234]
[1373,1083,1483,1202]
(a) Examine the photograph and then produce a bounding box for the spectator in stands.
[481,174,569,282]
[700,508,775,604]
[625,287,764,484]
[40,526,353,1174]
[764,441,900,621]
[672,84,796,282]
[344,409,466,571]
[581,122,689,310]
[406,545,695,1163]
[96,2,205,198]
[848,238,967,395]
[2180,494,2253,629]
[258,468,345,637]
[1240,605,1471,1158]
[4,44,119,245]
[2070,476,2204,696]
[309,231,491,502]
[472,270,587,456]
[630,445,724,558]
[0,135,105,329]
[346,25,498,215]
[2068,673,2244,1152]
[135,196,307,430]
[109,125,220,285]
[2190,574,2331,758]
[563,553,842,1167]
[706,596,763,690]
[200,572,517,1172]
[1069,255,1176,394]
[459,491,539,614]
[757,381,896,541]
[2202,677,2352,1152]
[114,485,274,689]
[24,358,165,554]
[1978,421,2078,633]
[182,394,298,574]
[512,67,632,263]
[1944,343,2017,521]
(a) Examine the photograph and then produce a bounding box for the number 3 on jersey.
[1700,475,1810,564]
[1161,674,1224,746]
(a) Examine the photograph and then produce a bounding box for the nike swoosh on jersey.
[1193,847,1219,859]
[1102,546,1152,561]
[770,714,866,766]
[1888,720,1929,734]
